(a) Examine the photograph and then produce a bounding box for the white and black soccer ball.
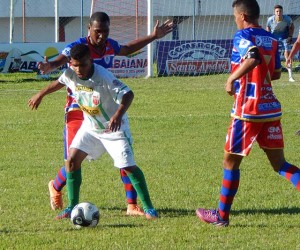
[70,202,100,228]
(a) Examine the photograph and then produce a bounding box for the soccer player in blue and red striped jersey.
[29,12,173,216]
[196,0,300,227]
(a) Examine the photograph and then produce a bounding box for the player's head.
[232,0,260,29]
[88,12,110,47]
[274,5,283,19]
[70,44,93,80]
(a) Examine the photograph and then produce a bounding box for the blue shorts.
[278,39,292,52]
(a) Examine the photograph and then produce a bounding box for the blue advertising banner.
[156,40,233,76]
[156,39,300,76]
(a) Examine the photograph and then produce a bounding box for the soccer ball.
[70,202,100,228]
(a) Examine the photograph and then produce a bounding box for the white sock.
[287,67,293,79]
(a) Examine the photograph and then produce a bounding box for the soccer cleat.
[289,77,295,82]
[144,208,158,219]
[126,204,144,216]
[55,207,72,220]
[196,208,229,227]
[48,180,63,210]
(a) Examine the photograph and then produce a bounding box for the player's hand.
[108,114,122,132]
[286,58,292,68]
[28,93,43,110]
[286,37,292,45]
[153,19,175,39]
[225,79,235,96]
[37,56,51,74]
[296,130,300,136]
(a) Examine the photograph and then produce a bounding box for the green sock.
[126,167,153,210]
[66,168,82,209]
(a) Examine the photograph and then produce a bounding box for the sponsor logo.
[76,86,93,92]
[92,93,100,106]
[267,126,282,140]
[239,39,251,48]
[258,102,281,111]
[267,134,283,140]
[79,104,100,116]
[168,42,226,59]
[268,126,281,133]
[255,36,273,48]
[164,42,229,75]
[260,93,276,100]
[113,58,147,69]
[166,59,230,74]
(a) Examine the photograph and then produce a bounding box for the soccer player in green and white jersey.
[41,43,158,220]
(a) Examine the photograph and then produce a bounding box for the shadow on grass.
[102,223,143,229]
[97,206,195,218]
[232,206,300,216]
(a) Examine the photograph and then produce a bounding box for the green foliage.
[0,72,299,249]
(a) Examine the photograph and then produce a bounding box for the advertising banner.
[156,39,300,76]
[156,40,233,76]
[0,43,147,78]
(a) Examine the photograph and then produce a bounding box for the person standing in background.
[266,4,295,82]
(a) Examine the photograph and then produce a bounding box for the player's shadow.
[102,223,142,229]
[157,208,195,217]
[232,206,300,216]
[97,206,194,218]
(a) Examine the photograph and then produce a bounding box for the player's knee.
[66,156,78,172]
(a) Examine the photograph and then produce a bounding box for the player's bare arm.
[286,34,300,66]
[109,91,134,132]
[118,19,174,56]
[225,57,260,96]
[28,80,65,110]
[37,54,69,74]
[286,23,295,45]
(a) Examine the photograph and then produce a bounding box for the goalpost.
[91,0,300,78]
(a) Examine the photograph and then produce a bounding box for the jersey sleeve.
[266,16,272,29]
[285,15,293,26]
[233,30,255,58]
[61,37,87,59]
[58,68,72,88]
[107,38,122,55]
[100,67,131,103]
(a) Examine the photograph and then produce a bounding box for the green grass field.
[0,72,299,249]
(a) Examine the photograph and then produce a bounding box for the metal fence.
[0,0,92,43]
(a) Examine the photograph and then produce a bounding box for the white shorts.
[70,127,136,169]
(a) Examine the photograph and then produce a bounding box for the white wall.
[0,0,299,43]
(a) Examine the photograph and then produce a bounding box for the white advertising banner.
[0,43,147,78]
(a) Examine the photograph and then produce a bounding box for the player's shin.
[125,167,153,210]
[66,168,82,208]
[120,169,138,204]
[278,162,300,191]
[218,169,240,220]
[53,166,67,191]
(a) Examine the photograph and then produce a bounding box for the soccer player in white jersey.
[266,4,295,82]
[29,12,174,216]
[36,43,158,219]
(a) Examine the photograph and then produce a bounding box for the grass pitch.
[0,72,299,249]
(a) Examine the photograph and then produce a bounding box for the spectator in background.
[266,4,295,82]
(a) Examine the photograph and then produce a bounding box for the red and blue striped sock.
[278,162,300,190]
[120,169,138,204]
[53,166,67,192]
[218,169,240,221]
